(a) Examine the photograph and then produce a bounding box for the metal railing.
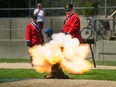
[0,6,116,17]
[108,10,116,36]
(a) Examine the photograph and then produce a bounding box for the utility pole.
[29,0,31,17]
[105,0,107,18]
[71,0,74,4]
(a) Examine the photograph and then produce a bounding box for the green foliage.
[0,0,116,17]
[83,1,93,16]
[45,9,65,16]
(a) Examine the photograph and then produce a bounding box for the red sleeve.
[68,15,80,34]
[25,24,31,41]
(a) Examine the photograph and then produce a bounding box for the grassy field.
[0,69,116,82]
[0,58,116,82]
[0,58,29,63]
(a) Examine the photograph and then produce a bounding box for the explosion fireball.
[29,33,93,74]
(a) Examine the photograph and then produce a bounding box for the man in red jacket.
[63,4,82,43]
[25,15,44,47]
[25,15,44,66]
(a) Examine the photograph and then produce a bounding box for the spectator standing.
[34,3,45,30]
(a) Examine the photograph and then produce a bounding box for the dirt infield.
[0,79,116,87]
[0,63,33,69]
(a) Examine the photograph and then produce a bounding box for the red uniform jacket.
[63,12,82,42]
[25,22,44,45]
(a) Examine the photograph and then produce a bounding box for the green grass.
[0,69,46,79]
[95,61,116,66]
[0,69,116,82]
[0,59,116,82]
[0,58,30,63]
[67,69,116,81]
[89,59,116,66]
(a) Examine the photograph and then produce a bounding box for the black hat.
[31,15,37,20]
[65,4,73,11]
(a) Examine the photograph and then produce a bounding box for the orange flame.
[29,33,93,74]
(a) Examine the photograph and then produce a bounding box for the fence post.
[9,18,12,40]
[105,0,107,18]
[112,16,115,36]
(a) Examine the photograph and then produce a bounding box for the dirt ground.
[0,63,116,87]
[0,63,116,69]
[0,79,116,87]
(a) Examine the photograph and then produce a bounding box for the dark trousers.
[37,22,44,30]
